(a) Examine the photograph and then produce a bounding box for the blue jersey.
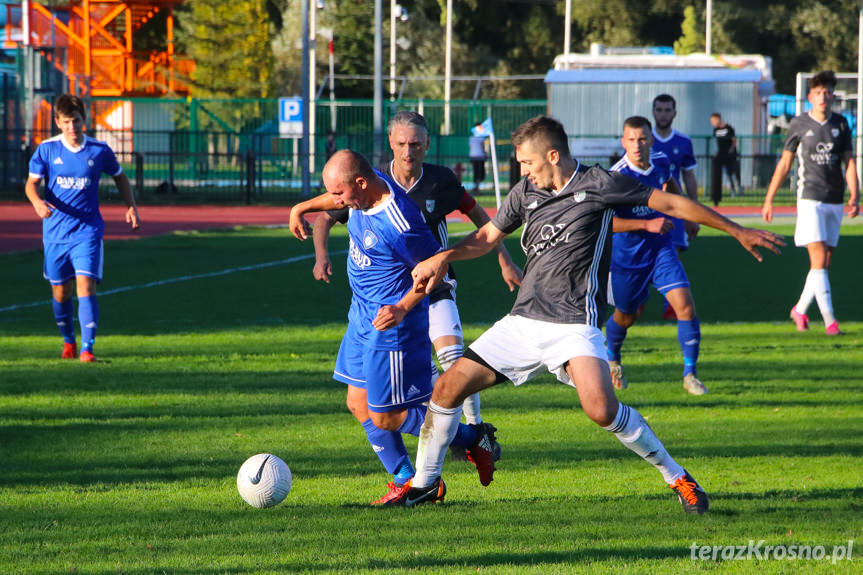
[346,175,441,349]
[28,135,122,244]
[610,153,674,270]
[651,129,696,186]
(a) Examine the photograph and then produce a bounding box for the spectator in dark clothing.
[709,113,742,205]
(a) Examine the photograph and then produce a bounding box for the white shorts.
[795,199,843,247]
[467,314,607,388]
[428,298,463,342]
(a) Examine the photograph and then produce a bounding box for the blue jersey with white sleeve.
[346,174,441,350]
[28,135,122,244]
[610,153,674,271]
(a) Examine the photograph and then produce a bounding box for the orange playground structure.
[5,0,191,97]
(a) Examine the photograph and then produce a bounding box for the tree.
[176,0,276,98]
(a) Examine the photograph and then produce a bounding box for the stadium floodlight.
[390,2,409,100]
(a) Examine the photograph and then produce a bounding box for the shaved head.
[322,149,375,186]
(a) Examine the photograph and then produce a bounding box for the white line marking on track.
[0,250,348,314]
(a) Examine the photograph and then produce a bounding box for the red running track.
[0,201,794,254]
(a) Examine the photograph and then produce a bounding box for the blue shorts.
[669,216,689,250]
[333,319,434,413]
[43,237,103,285]
[610,245,689,313]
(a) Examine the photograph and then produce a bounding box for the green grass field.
[1,222,861,574]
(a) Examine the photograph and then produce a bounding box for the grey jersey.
[492,162,654,327]
[784,112,852,204]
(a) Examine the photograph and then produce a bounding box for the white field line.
[0,251,345,314]
[0,229,476,315]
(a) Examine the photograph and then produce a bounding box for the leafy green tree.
[176,0,276,98]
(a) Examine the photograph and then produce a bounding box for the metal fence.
[0,94,842,204]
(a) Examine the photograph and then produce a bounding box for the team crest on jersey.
[572,191,586,203]
[87,159,95,167]
[363,229,378,249]
[831,128,840,137]
[426,199,435,213]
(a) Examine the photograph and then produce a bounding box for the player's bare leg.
[433,333,485,462]
[568,356,708,513]
[409,357,501,501]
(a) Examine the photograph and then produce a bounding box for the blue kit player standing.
[763,71,858,336]
[289,150,497,505]
[606,116,708,395]
[651,94,700,251]
[24,94,140,362]
[310,112,521,453]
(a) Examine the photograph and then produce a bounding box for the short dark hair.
[623,115,652,132]
[511,116,570,157]
[387,111,429,136]
[652,94,676,110]
[710,112,721,120]
[54,94,86,120]
[809,70,837,92]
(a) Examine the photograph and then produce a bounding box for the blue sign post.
[279,97,303,138]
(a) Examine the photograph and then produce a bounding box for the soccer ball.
[236,453,292,508]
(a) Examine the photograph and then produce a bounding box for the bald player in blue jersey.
[606,116,708,396]
[25,94,140,362]
[289,150,498,505]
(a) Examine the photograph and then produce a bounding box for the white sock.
[462,393,482,425]
[603,404,685,484]
[436,344,462,372]
[795,270,818,316]
[809,269,836,326]
[436,343,482,425]
[413,401,461,488]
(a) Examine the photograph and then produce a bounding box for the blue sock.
[78,295,99,352]
[396,406,426,437]
[360,418,410,476]
[451,423,477,448]
[677,317,701,377]
[605,316,627,362]
[52,298,75,344]
[393,458,415,485]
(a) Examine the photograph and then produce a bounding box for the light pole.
[443,0,452,135]
[389,1,408,100]
[390,0,408,100]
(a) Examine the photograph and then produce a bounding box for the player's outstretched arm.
[762,150,794,223]
[648,190,785,262]
[612,216,673,235]
[289,191,340,240]
[464,202,522,291]
[24,176,53,219]
[312,211,338,283]
[412,221,507,294]
[842,151,859,218]
[113,173,140,230]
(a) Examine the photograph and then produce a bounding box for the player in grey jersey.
[393,116,783,513]
[762,70,859,336]
[310,111,522,453]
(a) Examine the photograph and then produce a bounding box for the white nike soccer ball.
[236,453,292,508]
